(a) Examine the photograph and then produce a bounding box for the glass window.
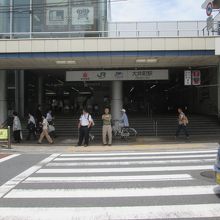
[0,0,10,35]
[13,0,30,34]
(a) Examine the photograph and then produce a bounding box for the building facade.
[0,0,220,125]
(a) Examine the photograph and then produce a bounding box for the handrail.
[0,28,215,39]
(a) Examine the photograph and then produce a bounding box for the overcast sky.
[111,0,207,21]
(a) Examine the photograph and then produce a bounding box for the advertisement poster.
[72,7,94,25]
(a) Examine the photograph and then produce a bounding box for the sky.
[111,0,208,21]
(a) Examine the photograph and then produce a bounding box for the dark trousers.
[13,130,21,143]
[175,124,189,137]
[78,126,89,146]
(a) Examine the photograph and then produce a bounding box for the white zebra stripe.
[54,154,216,161]
[1,204,220,219]
[37,165,213,174]
[47,158,215,167]
[4,185,218,198]
[24,174,193,183]
[0,154,20,163]
[61,149,217,157]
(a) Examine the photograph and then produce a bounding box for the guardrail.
[0,29,216,40]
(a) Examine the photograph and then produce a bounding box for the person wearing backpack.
[175,108,189,140]
[77,109,92,147]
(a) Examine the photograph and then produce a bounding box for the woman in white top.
[38,116,53,144]
[77,109,92,147]
[12,111,22,143]
[26,113,36,140]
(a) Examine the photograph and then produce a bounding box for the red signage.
[192,70,201,85]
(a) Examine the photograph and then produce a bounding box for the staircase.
[20,115,220,138]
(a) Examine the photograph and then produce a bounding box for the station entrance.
[8,66,218,118]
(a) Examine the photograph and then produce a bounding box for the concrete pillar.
[14,70,25,116]
[15,70,19,113]
[218,64,220,118]
[111,81,123,121]
[38,75,43,106]
[0,71,7,125]
[19,70,24,117]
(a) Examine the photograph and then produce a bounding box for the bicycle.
[112,120,137,140]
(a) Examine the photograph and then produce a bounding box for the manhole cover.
[200,170,215,179]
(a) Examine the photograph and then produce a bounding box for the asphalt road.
[0,147,220,219]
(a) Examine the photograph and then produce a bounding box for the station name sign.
[66,70,169,81]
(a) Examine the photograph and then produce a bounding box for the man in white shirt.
[77,109,92,147]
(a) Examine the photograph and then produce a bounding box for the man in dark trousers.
[77,109,92,147]
[175,108,189,140]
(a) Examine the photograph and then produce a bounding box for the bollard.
[7,126,11,149]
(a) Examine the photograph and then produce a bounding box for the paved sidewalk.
[1,135,219,154]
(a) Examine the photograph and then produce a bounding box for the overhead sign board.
[66,70,169,82]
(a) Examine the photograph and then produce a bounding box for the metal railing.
[0,30,210,39]
[0,29,216,40]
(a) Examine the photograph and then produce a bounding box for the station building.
[0,0,220,127]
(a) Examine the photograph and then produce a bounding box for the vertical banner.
[192,70,201,85]
[184,70,192,86]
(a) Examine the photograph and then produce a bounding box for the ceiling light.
[56,60,76,65]
[146,58,158,63]
[150,85,156,89]
[136,59,146,63]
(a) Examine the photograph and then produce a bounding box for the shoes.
[108,144,112,146]
[38,142,41,144]
[84,145,88,147]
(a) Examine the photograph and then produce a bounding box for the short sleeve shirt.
[79,113,92,126]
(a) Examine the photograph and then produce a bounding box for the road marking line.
[24,174,193,183]
[37,165,213,174]
[4,185,219,198]
[0,154,20,163]
[55,154,216,161]
[47,159,215,167]
[1,204,220,219]
[0,154,60,198]
[61,149,217,157]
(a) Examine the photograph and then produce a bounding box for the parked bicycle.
[112,120,137,139]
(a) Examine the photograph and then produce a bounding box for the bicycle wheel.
[121,128,130,139]
[127,128,137,138]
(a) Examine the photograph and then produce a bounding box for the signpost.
[0,126,11,149]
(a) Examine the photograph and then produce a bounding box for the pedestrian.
[175,108,189,139]
[38,116,53,144]
[26,113,37,140]
[120,109,129,128]
[12,111,22,143]
[77,109,92,147]
[102,107,112,146]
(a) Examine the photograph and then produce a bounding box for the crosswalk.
[0,149,220,219]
